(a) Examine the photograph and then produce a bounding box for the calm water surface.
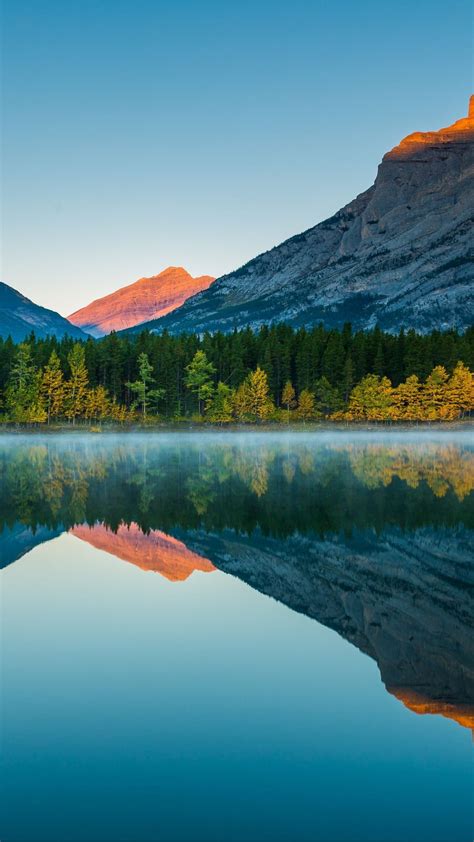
[1,432,473,842]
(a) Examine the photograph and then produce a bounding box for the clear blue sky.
[2,0,472,315]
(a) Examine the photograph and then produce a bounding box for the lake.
[1,431,473,842]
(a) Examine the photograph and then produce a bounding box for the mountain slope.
[0,282,87,342]
[68,266,215,337]
[135,98,474,335]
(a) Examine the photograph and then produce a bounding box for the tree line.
[0,324,472,424]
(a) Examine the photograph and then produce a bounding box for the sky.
[1,0,472,316]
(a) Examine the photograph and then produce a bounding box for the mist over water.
[2,431,473,842]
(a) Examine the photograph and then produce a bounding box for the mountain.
[0,282,87,342]
[68,266,215,337]
[133,98,474,336]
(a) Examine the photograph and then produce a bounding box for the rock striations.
[68,266,215,337]
[136,98,474,335]
[0,282,87,342]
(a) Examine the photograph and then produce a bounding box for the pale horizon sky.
[1,0,472,316]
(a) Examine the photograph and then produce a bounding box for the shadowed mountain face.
[137,99,474,335]
[0,282,87,342]
[0,523,63,568]
[1,434,472,731]
[68,267,215,337]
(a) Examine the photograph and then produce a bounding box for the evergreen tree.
[64,343,89,424]
[206,382,234,423]
[185,350,216,415]
[314,376,341,417]
[126,352,164,419]
[5,343,46,423]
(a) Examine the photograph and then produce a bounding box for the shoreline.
[0,419,473,435]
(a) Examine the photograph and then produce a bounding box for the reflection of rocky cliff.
[177,525,474,731]
[70,522,215,581]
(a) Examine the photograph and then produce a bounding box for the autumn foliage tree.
[41,350,65,424]
[281,380,296,421]
[234,367,274,421]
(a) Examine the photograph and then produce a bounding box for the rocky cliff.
[136,98,474,335]
[68,266,215,337]
[0,282,87,342]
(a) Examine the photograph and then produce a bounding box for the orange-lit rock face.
[68,267,215,337]
[388,687,474,733]
[385,95,474,159]
[70,522,215,581]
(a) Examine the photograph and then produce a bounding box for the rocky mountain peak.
[139,97,473,336]
[386,94,474,158]
[68,266,215,337]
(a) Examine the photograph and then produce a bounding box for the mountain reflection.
[71,522,215,581]
[1,435,473,731]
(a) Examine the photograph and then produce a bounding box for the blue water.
[1,433,473,841]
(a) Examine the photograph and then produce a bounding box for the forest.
[0,323,473,424]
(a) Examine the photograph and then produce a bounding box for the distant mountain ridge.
[68,266,215,337]
[0,282,87,342]
[130,97,474,336]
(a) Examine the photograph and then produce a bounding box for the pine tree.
[5,343,46,423]
[126,352,163,419]
[342,355,354,403]
[185,350,216,415]
[314,376,341,417]
[206,382,234,423]
[64,343,89,424]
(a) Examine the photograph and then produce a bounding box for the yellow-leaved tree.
[281,380,296,421]
[41,350,65,424]
[391,374,423,421]
[444,361,474,419]
[234,367,274,421]
[345,374,393,421]
[422,365,449,420]
[295,389,317,421]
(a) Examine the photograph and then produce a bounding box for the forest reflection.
[0,437,472,536]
